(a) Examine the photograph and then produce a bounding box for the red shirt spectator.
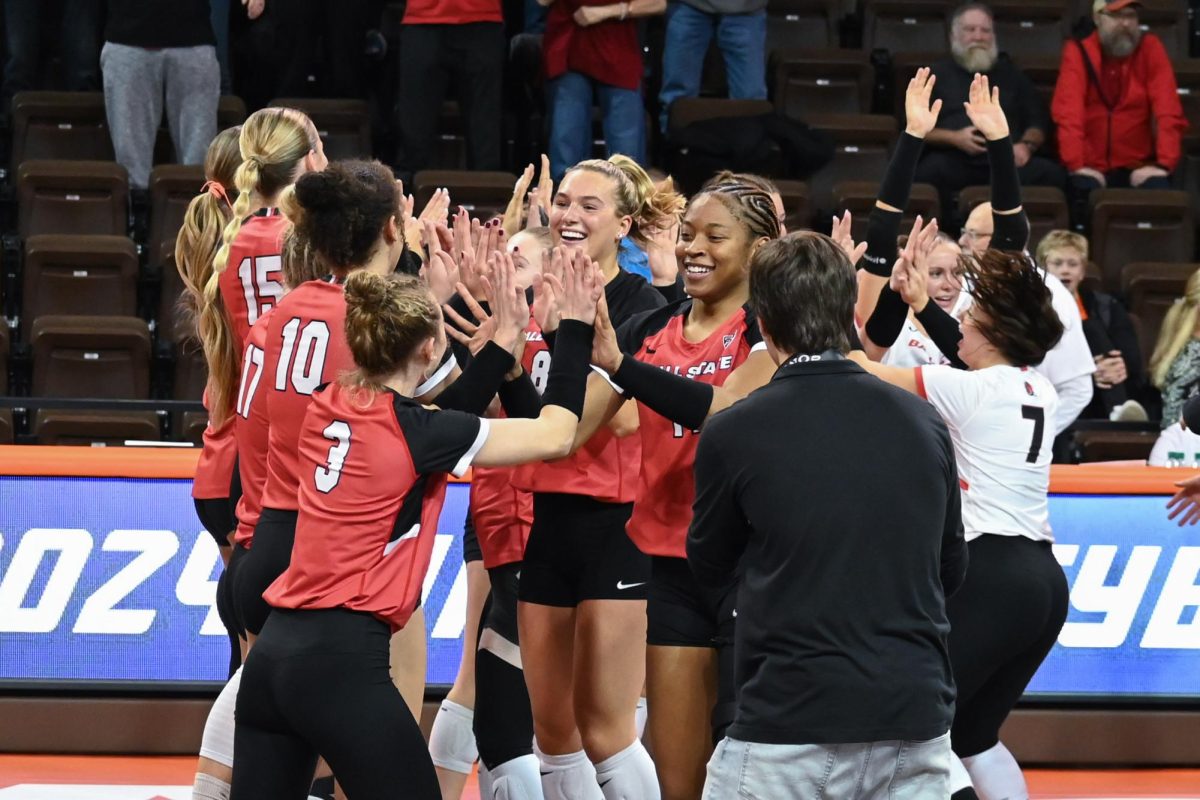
[543,0,642,91]
[403,0,501,25]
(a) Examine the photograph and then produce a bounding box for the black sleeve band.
[540,320,593,419]
[498,371,542,419]
[879,132,924,210]
[862,207,903,277]
[433,341,515,415]
[542,328,556,353]
[612,355,714,431]
[914,302,968,370]
[864,285,910,348]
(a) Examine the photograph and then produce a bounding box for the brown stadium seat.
[158,250,192,344]
[219,95,248,128]
[958,185,1068,252]
[1176,60,1200,134]
[774,179,811,233]
[10,91,114,167]
[269,98,372,161]
[181,410,209,446]
[765,0,840,59]
[413,170,520,223]
[1090,190,1194,294]
[988,0,1067,63]
[666,99,780,194]
[832,181,940,242]
[0,408,11,443]
[34,409,160,446]
[31,316,151,399]
[1135,0,1189,60]
[1121,262,1200,364]
[147,165,206,269]
[17,160,129,239]
[773,49,873,117]
[806,113,898,218]
[21,235,139,339]
[0,324,8,396]
[862,0,950,56]
[174,337,208,401]
[1071,428,1158,463]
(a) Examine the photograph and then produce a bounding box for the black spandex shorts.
[462,507,482,564]
[232,507,298,637]
[517,493,648,607]
[195,497,237,549]
[646,555,736,649]
[482,562,521,644]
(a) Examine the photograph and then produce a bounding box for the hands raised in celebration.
[890,215,940,311]
[830,210,868,267]
[904,67,943,140]
[964,73,1009,142]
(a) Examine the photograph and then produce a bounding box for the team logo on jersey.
[1025,381,1036,397]
[722,333,736,349]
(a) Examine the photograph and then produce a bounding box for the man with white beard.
[914,2,1064,232]
[1052,0,1187,226]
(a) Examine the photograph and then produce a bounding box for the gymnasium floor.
[0,756,1197,799]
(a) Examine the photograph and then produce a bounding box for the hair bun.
[343,270,392,316]
[294,169,349,212]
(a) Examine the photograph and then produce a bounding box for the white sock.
[949,754,974,794]
[535,743,602,800]
[962,742,1028,800]
[198,666,241,768]
[634,698,647,741]
[428,698,478,773]
[593,740,659,800]
[192,772,230,800]
[487,754,544,800]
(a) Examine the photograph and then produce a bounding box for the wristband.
[498,370,542,418]
[433,341,515,415]
[864,285,910,348]
[862,207,903,278]
[541,320,593,418]
[612,355,714,431]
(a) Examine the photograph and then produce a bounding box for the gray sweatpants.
[100,41,219,188]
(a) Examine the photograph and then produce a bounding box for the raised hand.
[443,287,496,357]
[549,247,602,326]
[419,219,460,304]
[644,220,680,287]
[503,163,536,236]
[904,67,943,139]
[591,292,622,373]
[243,0,265,19]
[481,250,531,359]
[890,216,932,310]
[532,247,564,333]
[963,73,1009,142]
[831,210,868,267]
[419,188,452,227]
[534,154,554,225]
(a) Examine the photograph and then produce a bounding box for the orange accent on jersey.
[959,477,970,491]
[914,366,927,399]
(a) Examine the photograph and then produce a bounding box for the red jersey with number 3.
[470,317,544,567]
[218,210,288,350]
[260,279,355,512]
[617,301,765,558]
[232,308,275,546]
[265,383,488,631]
[192,389,237,501]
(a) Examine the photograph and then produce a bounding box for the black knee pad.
[473,649,534,770]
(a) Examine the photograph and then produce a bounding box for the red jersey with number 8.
[618,301,765,558]
[218,210,288,349]
[260,279,355,511]
[265,383,488,631]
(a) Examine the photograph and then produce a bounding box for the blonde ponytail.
[1150,269,1200,389]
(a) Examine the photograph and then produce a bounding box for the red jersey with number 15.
[260,279,355,512]
[218,210,288,349]
[617,300,765,558]
[232,308,275,547]
[265,383,489,631]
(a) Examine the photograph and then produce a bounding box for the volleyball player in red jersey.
[564,182,780,800]
[231,251,602,800]
[513,156,681,800]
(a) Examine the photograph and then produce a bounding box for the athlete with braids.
[231,253,603,800]
[853,238,1068,800]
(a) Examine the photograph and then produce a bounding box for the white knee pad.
[488,754,544,800]
[535,743,602,800]
[634,697,647,741]
[198,666,241,768]
[192,772,230,800]
[962,742,1028,800]
[428,698,478,773]
[950,754,974,794]
[593,740,659,800]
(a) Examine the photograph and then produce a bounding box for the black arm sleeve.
[864,285,911,349]
[915,302,968,370]
[433,342,516,415]
[611,355,714,431]
[540,320,593,418]
[497,371,542,418]
[655,276,686,304]
[987,136,1031,251]
[939,433,968,598]
[861,133,923,277]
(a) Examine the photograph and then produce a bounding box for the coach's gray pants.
[100,41,219,188]
[702,732,951,799]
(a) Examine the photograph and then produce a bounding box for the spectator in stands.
[1150,270,1200,430]
[541,0,666,181]
[1037,229,1146,421]
[655,0,767,134]
[394,0,505,183]
[101,0,221,189]
[915,2,1064,231]
[2,0,103,111]
[1051,0,1187,222]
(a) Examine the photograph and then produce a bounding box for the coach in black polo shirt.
[687,232,968,799]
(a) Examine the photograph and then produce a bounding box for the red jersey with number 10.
[265,383,488,631]
[618,301,765,558]
[260,279,355,512]
[232,308,275,546]
[218,210,288,350]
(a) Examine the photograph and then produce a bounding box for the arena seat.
[1070,428,1158,463]
[805,113,898,218]
[174,337,208,402]
[1017,54,1062,147]
[218,95,248,128]
[666,98,780,194]
[181,410,208,446]
[21,235,139,339]
[0,324,8,396]
[832,181,940,242]
[765,0,840,59]
[147,165,206,271]
[157,250,191,345]
[772,48,873,117]
[412,170,519,222]
[17,160,129,239]
[862,0,950,56]
[957,184,1069,252]
[1135,0,1189,60]
[269,98,373,160]
[1174,60,1200,140]
[0,408,11,443]
[1121,262,1200,363]
[774,179,811,233]
[10,91,114,167]
[989,0,1067,63]
[31,316,151,399]
[1090,189,1194,294]
[33,409,161,446]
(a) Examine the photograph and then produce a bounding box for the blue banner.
[2,478,1200,699]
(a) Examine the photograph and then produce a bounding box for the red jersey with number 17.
[265,383,489,631]
[232,308,275,547]
[616,300,766,558]
[260,279,355,512]
[218,210,288,349]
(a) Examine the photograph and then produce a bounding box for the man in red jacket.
[1052,0,1187,225]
